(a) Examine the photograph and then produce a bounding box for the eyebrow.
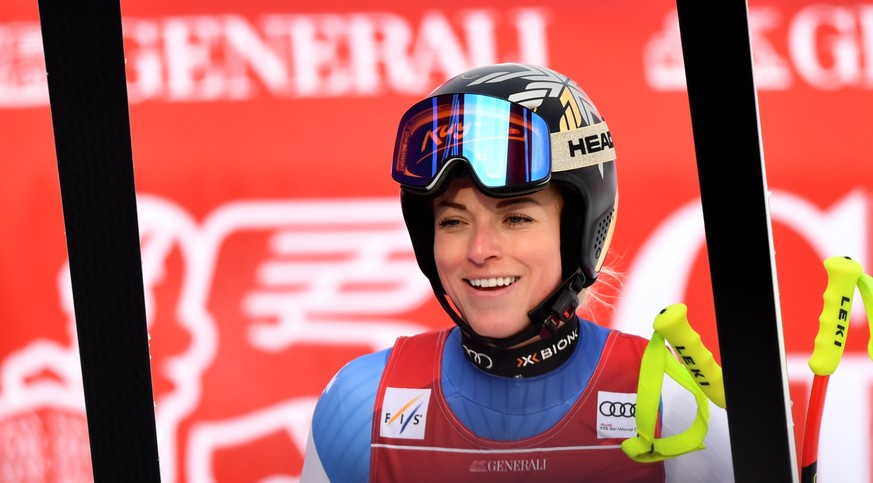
[435,197,541,211]
[496,197,540,209]
[435,200,466,210]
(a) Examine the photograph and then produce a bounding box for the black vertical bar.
[675,1,797,481]
[36,0,161,480]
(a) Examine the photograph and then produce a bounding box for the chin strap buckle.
[535,270,585,339]
[539,316,559,338]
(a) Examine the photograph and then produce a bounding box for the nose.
[466,222,501,264]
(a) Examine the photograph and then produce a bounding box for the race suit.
[301,318,734,482]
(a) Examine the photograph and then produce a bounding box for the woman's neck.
[459,316,581,378]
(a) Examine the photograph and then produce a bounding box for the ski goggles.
[391,93,615,195]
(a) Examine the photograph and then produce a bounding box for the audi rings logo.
[462,345,494,369]
[599,401,636,418]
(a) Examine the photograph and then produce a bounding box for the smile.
[467,276,518,288]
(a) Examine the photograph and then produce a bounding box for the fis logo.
[380,388,431,440]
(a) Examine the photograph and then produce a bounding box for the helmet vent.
[592,210,614,258]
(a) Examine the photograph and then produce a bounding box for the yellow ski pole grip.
[853,273,873,363]
[653,303,726,409]
[808,256,863,376]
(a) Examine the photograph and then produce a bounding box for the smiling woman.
[432,177,563,341]
[301,62,735,482]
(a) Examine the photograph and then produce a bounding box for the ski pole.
[653,303,726,409]
[800,256,864,483]
[858,274,873,363]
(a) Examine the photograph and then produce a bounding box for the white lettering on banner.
[8,5,873,106]
[0,8,548,107]
[611,189,871,483]
[789,5,873,90]
[644,5,873,90]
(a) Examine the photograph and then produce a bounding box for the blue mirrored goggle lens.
[392,94,550,191]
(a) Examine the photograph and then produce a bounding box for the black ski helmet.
[392,63,618,345]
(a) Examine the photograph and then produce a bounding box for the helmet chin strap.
[435,269,588,350]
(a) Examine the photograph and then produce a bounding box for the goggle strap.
[550,122,616,172]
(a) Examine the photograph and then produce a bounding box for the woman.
[301,63,733,482]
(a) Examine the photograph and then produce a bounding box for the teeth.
[468,276,518,288]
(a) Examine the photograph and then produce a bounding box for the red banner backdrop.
[1,0,871,481]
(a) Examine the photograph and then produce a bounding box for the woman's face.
[432,178,564,340]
